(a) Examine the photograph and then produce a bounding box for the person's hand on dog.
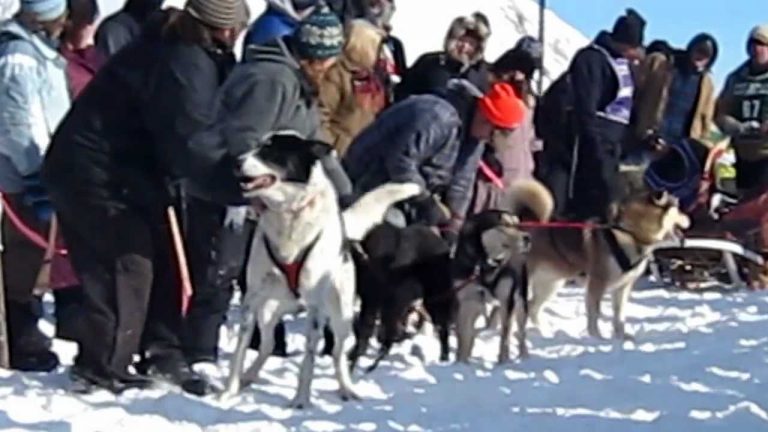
[440,220,461,248]
[410,194,451,226]
[642,129,667,153]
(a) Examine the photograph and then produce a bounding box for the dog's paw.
[338,387,362,402]
[240,372,261,387]
[518,346,530,360]
[288,394,313,410]
[219,389,239,402]
[456,354,471,364]
[587,327,605,340]
[616,332,635,342]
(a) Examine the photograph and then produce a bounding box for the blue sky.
[548,0,764,89]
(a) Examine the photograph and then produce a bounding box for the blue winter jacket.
[242,4,300,58]
[0,20,70,195]
[343,93,476,215]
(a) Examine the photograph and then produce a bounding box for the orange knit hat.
[478,83,527,129]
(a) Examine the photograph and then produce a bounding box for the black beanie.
[611,8,646,47]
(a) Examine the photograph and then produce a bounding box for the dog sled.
[642,138,768,290]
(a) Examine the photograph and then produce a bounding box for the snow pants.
[50,190,183,379]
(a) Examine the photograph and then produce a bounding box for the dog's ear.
[650,190,668,207]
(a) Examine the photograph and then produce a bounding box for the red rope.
[478,160,505,190]
[0,195,68,256]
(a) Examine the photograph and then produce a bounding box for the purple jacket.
[60,46,106,99]
[471,108,540,214]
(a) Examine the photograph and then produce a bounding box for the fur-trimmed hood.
[342,19,386,70]
[443,12,491,66]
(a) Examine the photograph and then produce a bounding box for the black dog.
[349,222,454,372]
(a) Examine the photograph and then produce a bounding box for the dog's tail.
[342,182,422,241]
[505,179,554,222]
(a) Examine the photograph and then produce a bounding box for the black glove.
[441,228,459,248]
[409,194,450,226]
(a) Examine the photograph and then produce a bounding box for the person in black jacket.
[539,9,646,221]
[95,0,163,57]
[42,0,244,395]
[395,12,491,101]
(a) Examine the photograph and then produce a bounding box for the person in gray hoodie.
[183,3,350,361]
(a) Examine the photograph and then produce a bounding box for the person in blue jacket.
[241,0,317,57]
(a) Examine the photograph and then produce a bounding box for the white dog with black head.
[221,131,420,408]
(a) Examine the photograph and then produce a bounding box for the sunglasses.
[750,38,768,47]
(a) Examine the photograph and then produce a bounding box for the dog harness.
[603,227,646,272]
[262,233,322,298]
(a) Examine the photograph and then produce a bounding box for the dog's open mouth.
[241,174,277,191]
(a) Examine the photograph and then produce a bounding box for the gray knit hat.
[186,0,243,29]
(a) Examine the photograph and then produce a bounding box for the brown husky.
[513,184,691,358]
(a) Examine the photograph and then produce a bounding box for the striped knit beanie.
[295,3,344,60]
[186,0,242,29]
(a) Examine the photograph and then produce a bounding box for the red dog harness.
[262,234,321,298]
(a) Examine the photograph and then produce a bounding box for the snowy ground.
[2,282,768,432]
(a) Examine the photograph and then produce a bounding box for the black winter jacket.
[43,12,236,213]
[395,51,489,102]
[95,0,163,57]
[568,31,632,219]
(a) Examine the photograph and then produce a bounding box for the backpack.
[533,72,574,143]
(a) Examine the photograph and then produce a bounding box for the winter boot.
[7,300,59,372]
[69,364,154,394]
[138,353,215,396]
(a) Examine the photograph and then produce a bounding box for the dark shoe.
[140,355,215,396]
[10,349,59,372]
[69,365,153,394]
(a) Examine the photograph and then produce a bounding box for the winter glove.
[737,120,763,137]
[408,194,451,227]
[708,192,738,220]
[440,226,460,249]
[223,206,249,230]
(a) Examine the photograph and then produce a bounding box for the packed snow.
[3,283,768,431]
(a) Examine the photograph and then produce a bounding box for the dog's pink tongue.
[242,175,273,191]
